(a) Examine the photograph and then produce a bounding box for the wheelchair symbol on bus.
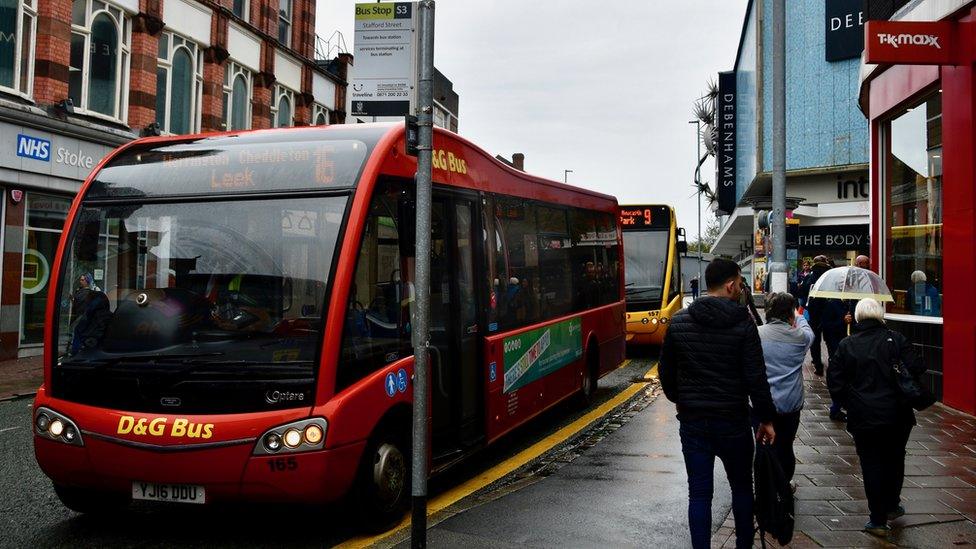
[396,369,408,393]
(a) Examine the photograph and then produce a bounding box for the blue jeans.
[680,417,754,549]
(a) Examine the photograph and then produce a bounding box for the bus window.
[537,205,573,318]
[493,196,540,329]
[594,212,621,304]
[338,182,412,391]
[669,242,682,301]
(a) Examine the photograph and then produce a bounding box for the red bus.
[33,123,625,526]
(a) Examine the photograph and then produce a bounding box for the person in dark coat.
[801,256,831,374]
[690,276,700,300]
[827,298,926,538]
[660,258,777,549]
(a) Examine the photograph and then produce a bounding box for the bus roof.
[83,123,617,206]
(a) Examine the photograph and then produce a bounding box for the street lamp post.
[688,120,702,288]
[564,169,573,183]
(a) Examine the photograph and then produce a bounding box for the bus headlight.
[34,407,84,447]
[641,318,649,324]
[253,418,328,455]
[650,318,659,325]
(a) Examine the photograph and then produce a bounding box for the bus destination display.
[620,205,669,229]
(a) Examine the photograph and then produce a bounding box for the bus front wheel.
[353,429,410,531]
[53,484,129,514]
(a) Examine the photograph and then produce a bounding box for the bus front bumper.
[34,417,364,505]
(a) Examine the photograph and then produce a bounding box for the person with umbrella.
[809,265,895,421]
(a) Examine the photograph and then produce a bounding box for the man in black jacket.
[660,258,777,549]
[801,255,832,375]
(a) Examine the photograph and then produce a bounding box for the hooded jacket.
[827,319,926,432]
[758,316,814,414]
[660,296,777,423]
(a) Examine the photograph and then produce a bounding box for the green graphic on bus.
[503,317,582,393]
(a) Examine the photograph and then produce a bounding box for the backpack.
[754,443,794,546]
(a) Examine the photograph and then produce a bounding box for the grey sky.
[316,1,746,232]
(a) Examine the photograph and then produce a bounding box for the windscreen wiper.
[59,352,225,369]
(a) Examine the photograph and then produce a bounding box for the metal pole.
[770,0,787,293]
[411,2,435,547]
[564,169,573,183]
[688,120,703,289]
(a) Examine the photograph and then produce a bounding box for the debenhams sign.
[716,71,736,216]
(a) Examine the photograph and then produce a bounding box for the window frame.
[231,0,248,21]
[155,30,203,135]
[277,0,292,47]
[271,84,295,128]
[0,0,37,98]
[880,88,944,321]
[69,0,131,122]
[312,103,329,126]
[221,61,252,131]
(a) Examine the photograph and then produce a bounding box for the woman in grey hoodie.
[758,292,815,483]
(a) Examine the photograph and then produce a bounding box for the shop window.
[69,0,130,120]
[277,0,291,47]
[312,103,329,126]
[271,84,294,128]
[0,0,36,97]
[155,32,202,135]
[21,194,72,345]
[221,61,251,130]
[884,92,943,317]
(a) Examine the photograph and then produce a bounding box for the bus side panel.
[482,334,543,444]
[587,302,626,377]
[481,303,624,444]
[319,356,415,449]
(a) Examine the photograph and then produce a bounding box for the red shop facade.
[860,4,976,414]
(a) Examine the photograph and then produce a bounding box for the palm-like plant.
[691,78,720,206]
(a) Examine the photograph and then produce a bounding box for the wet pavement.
[0,355,42,400]
[406,352,976,548]
[407,381,730,548]
[711,364,976,548]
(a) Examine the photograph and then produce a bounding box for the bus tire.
[576,347,599,408]
[53,484,128,514]
[353,427,410,532]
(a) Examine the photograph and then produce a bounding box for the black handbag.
[887,331,936,411]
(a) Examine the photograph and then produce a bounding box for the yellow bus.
[620,205,686,346]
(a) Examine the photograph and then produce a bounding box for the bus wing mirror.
[676,227,688,255]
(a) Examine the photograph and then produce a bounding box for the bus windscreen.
[623,230,669,303]
[88,138,369,199]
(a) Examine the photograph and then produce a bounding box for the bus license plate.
[132,482,205,504]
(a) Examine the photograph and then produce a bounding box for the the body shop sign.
[502,317,582,394]
[864,20,957,65]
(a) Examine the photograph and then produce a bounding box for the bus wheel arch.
[577,335,600,406]
[352,403,411,531]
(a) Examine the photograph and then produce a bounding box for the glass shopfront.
[21,193,71,344]
[884,92,943,318]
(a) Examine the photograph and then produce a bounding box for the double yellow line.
[339,360,658,549]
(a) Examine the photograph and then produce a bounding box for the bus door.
[429,191,484,458]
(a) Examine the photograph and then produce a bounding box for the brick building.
[0,0,350,359]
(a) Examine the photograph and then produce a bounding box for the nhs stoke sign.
[17,134,51,162]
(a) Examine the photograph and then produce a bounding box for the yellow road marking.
[339,360,658,549]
